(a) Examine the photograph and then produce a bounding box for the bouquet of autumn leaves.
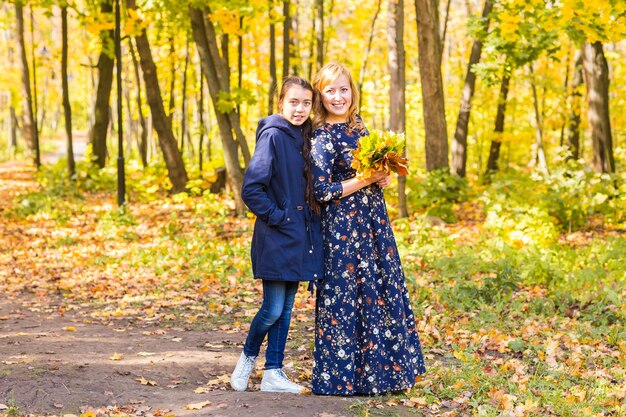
[351,130,409,179]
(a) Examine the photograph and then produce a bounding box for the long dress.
[310,120,426,395]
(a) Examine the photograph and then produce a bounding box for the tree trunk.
[128,37,148,167]
[29,6,41,158]
[283,0,291,77]
[90,1,114,168]
[323,0,335,59]
[529,63,548,174]
[221,34,229,69]
[451,0,492,177]
[15,1,40,167]
[441,0,452,47]
[181,37,190,153]
[485,73,510,175]
[190,5,247,214]
[583,41,614,174]
[559,45,571,148]
[237,17,243,114]
[389,0,408,217]
[198,64,206,173]
[167,39,176,124]
[289,0,299,75]
[358,0,382,109]
[269,0,277,115]
[307,5,316,80]
[566,49,583,161]
[415,0,448,171]
[131,1,189,192]
[315,0,324,71]
[61,5,75,178]
[10,105,18,156]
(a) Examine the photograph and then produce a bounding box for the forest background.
[0,0,625,416]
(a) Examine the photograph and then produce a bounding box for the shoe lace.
[235,355,256,377]
[275,369,299,386]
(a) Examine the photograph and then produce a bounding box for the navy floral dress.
[310,120,426,395]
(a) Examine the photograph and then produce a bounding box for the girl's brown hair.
[311,62,363,133]
[278,76,321,217]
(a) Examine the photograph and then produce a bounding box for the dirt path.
[0,294,358,416]
[0,160,360,416]
[0,159,423,417]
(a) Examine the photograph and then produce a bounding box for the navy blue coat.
[242,114,324,282]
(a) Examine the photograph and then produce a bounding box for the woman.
[309,63,426,395]
[230,76,323,394]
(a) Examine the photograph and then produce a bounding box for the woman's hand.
[376,174,392,188]
[340,170,391,198]
[367,170,388,184]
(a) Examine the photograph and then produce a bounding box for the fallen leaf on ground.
[206,374,230,386]
[204,343,225,349]
[64,326,77,331]
[185,401,211,410]
[407,397,428,407]
[109,352,123,361]
[137,351,156,356]
[136,376,157,386]
[194,387,210,394]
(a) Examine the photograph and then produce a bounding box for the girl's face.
[280,85,313,126]
[320,74,352,123]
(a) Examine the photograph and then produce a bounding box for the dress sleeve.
[241,131,287,226]
[310,128,343,202]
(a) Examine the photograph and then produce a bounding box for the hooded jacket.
[242,114,323,282]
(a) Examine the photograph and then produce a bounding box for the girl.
[230,77,323,394]
[309,63,426,395]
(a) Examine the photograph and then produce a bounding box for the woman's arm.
[310,129,389,202]
[309,130,344,203]
[338,171,388,198]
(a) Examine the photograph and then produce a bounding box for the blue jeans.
[243,280,299,370]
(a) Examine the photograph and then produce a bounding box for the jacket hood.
[256,114,304,143]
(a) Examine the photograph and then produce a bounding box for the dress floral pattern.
[310,120,426,395]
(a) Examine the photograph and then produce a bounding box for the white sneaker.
[230,352,258,392]
[260,368,306,394]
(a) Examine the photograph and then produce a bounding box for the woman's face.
[280,85,313,126]
[320,74,352,123]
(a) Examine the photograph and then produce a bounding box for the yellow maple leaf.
[185,400,211,410]
[194,387,210,394]
[109,352,123,361]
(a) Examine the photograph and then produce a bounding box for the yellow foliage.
[124,8,150,36]
[210,8,242,36]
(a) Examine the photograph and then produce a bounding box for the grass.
[2,161,625,416]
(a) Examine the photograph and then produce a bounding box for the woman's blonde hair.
[312,62,363,133]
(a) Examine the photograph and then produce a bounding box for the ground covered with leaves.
[1,159,625,417]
